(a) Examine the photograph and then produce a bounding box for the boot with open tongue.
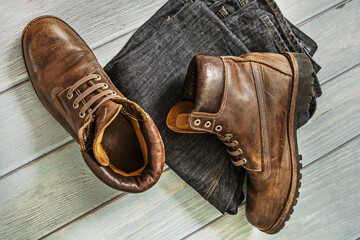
[22,16,165,193]
[90,100,148,177]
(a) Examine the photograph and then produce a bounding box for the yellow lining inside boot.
[93,110,148,177]
[108,117,148,176]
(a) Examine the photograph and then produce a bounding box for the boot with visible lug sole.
[167,52,316,233]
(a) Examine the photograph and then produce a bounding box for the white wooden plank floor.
[0,0,359,239]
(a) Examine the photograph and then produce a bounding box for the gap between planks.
[0,0,169,93]
[296,0,349,26]
[3,56,358,182]
[0,0,357,238]
[42,48,360,239]
[0,140,74,181]
[182,133,360,240]
[0,26,136,96]
[0,1,347,178]
[0,0,346,95]
[39,168,171,240]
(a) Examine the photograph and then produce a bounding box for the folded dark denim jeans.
[105,0,321,214]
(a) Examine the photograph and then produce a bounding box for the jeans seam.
[259,15,284,52]
[264,0,298,52]
[203,157,227,200]
[221,31,235,56]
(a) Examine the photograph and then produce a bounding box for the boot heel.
[292,53,316,114]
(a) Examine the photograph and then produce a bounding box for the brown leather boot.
[22,16,165,193]
[167,52,316,233]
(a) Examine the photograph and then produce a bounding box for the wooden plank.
[0,0,357,177]
[0,32,134,177]
[0,143,120,240]
[0,0,167,93]
[0,0,344,93]
[298,0,360,83]
[44,169,221,240]
[298,65,360,165]
[0,1,358,239]
[0,140,169,239]
[1,77,354,240]
[40,60,360,240]
[276,0,345,24]
[185,136,360,240]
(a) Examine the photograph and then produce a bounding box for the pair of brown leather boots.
[22,16,316,234]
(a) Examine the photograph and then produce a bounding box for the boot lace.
[66,73,121,120]
[218,134,247,166]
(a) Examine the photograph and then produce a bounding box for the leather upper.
[22,16,165,192]
[167,52,299,230]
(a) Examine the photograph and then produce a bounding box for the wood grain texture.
[276,0,345,24]
[299,0,360,83]
[0,0,357,178]
[40,59,360,240]
[45,169,221,240]
[0,140,169,240]
[186,136,360,240]
[0,143,120,240]
[0,0,167,93]
[298,64,360,166]
[0,0,343,93]
[0,0,359,239]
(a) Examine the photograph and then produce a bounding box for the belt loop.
[236,0,246,7]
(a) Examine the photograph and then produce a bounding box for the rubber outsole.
[262,53,315,234]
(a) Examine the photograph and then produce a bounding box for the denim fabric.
[105,0,321,214]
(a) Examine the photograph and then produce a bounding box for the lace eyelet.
[79,112,85,118]
[204,121,211,128]
[237,148,243,154]
[96,75,101,80]
[194,119,201,126]
[241,157,247,164]
[233,140,239,146]
[112,91,116,95]
[73,103,79,109]
[103,83,108,89]
[67,93,73,99]
[225,133,233,138]
[215,125,222,131]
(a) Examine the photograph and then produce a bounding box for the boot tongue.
[92,100,122,166]
[167,54,225,133]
